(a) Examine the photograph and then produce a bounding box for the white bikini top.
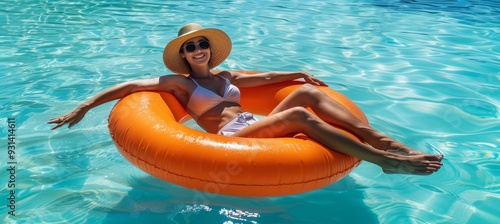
[186,76,241,120]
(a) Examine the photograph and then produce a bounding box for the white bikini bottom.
[217,112,259,136]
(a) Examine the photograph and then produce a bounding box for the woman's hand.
[300,71,328,86]
[48,106,89,130]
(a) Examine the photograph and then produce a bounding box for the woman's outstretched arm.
[227,71,328,88]
[48,76,175,130]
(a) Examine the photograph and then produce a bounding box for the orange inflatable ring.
[108,73,368,197]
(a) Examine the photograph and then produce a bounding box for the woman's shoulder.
[216,70,243,81]
[158,74,190,83]
[215,70,231,77]
[155,74,193,91]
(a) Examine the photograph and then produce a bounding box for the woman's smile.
[193,52,206,60]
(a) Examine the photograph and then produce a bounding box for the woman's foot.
[379,153,444,175]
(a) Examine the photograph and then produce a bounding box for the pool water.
[1,0,499,223]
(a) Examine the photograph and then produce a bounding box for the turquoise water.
[1,0,499,223]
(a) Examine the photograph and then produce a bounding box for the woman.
[49,23,443,175]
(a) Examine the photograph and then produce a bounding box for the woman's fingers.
[50,122,64,130]
[305,76,328,86]
[48,116,64,124]
[300,72,328,87]
[313,78,328,86]
[48,113,74,129]
[49,118,66,130]
[68,117,82,128]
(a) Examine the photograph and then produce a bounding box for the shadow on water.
[96,174,378,224]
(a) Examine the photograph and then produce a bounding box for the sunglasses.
[183,40,210,53]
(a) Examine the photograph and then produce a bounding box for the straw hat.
[163,23,232,74]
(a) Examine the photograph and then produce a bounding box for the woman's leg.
[233,107,443,175]
[269,84,420,154]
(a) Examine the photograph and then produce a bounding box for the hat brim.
[163,28,231,74]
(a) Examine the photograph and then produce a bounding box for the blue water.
[1,0,499,223]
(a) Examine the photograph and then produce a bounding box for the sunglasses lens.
[184,41,210,53]
[199,41,210,49]
[185,44,196,52]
